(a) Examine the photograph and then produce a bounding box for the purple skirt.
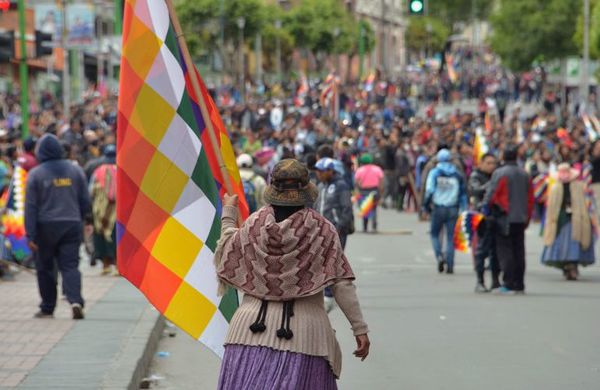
[217,345,337,390]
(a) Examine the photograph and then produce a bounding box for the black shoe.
[71,304,84,320]
[437,259,445,273]
[446,267,454,274]
[34,311,54,319]
[490,275,502,290]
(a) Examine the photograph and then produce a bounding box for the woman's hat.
[359,153,373,165]
[556,163,580,182]
[264,159,318,207]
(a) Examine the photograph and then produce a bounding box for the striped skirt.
[217,345,337,390]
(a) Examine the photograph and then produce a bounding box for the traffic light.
[408,0,425,15]
[35,30,53,57]
[0,30,15,63]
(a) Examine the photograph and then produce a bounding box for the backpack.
[242,175,258,214]
[93,164,117,202]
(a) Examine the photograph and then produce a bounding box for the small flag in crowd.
[117,0,248,358]
[355,192,376,219]
[473,127,489,165]
[2,166,31,261]
[582,113,600,141]
[454,211,484,253]
[364,71,376,92]
[320,72,340,119]
[484,112,492,133]
[445,53,458,84]
[294,72,309,107]
[533,173,549,205]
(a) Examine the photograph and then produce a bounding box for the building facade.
[352,0,406,77]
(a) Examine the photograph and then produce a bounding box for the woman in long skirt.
[542,163,595,280]
[215,159,370,389]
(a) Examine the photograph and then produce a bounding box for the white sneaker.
[324,296,335,313]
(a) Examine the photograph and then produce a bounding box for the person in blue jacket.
[25,134,91,320]
[423,149,468,274]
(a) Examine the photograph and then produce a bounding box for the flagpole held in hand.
[165,0,243,224]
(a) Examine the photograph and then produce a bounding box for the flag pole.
[165,0,236,198]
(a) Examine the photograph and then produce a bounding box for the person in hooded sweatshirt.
[423,149,468,274]
[25,134,91,320]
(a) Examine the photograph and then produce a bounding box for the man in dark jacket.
[468,153,500,292]
[483,145,534,294]
[315,157,354,312]
[394,142,411,211]
[315,157,354,249]
[25,134,91,319]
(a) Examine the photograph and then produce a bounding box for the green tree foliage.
[356,19,376,55]
[574,0,600,59]
[490,0,582,71]
[175,0,220,56]
[429,0,494,27]
[174,0,375,70]
[405,17,450,54]
[261,4,295,69]
[284,0,357,55]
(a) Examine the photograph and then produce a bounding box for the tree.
[175,0,267,57]
[574,0,600,59]
[175,0,220,58]
[429,0,494,28]
[405,17,450,55]
[490,0,582,71]
[261,4,295,73]
[285,0,357,56]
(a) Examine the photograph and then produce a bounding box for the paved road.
[149,209,600,390]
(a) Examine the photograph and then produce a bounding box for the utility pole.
[61,0,70,121]
[96,1,104,92]
[237,17,245,103]
[219,0,225,80]
[582,0,590,110]
[114,0,122,35]
[17,0,28,138]
[359,22,365,79]
[275,19,282,83]
[255,33,262,88]
[380,0,386,75]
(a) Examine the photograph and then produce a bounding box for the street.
[148,209,600,390]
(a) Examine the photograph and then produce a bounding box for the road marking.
[359,257,377,263]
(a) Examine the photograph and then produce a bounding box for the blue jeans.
[430,206,459,268]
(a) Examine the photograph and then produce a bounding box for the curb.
[102,307,165,390]
[18,280,166,389]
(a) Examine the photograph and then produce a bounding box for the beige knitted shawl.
[215,206,355,301]
[544,181,592,249]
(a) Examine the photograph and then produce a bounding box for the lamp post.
[237,17,245,103]
[275,19,282,83]
[333,27,340,72]
[17,0,28,138]
[582,0,590,110]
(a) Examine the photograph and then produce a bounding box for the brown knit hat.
[264,159,318,207]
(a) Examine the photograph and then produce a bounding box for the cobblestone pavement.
[0,262,117,388]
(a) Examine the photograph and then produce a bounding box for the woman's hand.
[223,194,238,208]
[353,334,370,361]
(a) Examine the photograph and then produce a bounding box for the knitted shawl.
[215,206,355,301]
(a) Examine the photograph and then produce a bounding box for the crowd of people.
[0,91,118,320]
[216,67,599,295]
[0,57,598,313]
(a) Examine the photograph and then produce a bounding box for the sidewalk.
[0,262,160,389]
